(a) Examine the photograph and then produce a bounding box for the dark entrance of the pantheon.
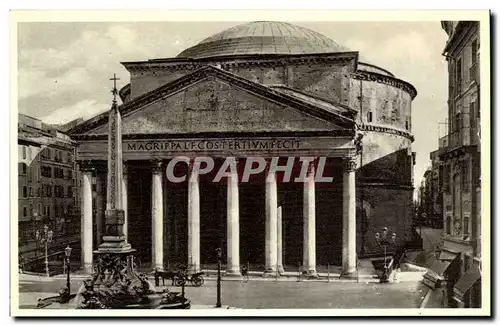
[126,157,344,269]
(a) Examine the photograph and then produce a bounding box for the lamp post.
[64,246,72,292]
[375,227,396,283]
[36,225,53,277]
[216,247,222,308]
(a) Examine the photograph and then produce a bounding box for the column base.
[188,266,201,273]
[278,266,285,274]
[225,269,241,278]
[83,263,93,275]
[340,270,358,279]
[302,270,319,278]
[262,269,278,278]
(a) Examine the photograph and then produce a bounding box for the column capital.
[343,155,357,172]
[151,160,163,173]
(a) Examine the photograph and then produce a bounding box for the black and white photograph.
[10,9,490,316]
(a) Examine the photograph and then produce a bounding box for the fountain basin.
[37,291,190,309]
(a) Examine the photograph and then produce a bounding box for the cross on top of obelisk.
[110,73,120,103]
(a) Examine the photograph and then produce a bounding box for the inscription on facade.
[126,139,301,152]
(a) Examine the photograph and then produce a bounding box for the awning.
[439,250,459,261]
[429,259,452,276]
[453,264,481,300]
[423,259,452,289]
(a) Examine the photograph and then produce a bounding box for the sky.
[16,20,449,189]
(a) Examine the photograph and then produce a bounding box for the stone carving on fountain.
[79,255,152,309]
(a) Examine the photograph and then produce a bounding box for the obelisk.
[96,74,132,253]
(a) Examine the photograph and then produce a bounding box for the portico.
[76,135,358,277]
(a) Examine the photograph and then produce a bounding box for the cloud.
[40,99,109,125]
[18,67,94,100]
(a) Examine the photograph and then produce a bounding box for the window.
[23,207,27,217]
[367,111,373,123]
[439,165,444,190]
[471,40,478,65]
[454,113,462,132]
[405,118,409,130]
[446,216,452,234]
[470,100,476,128]
[456,57,463,92]
[470,39,478,83]
[22,146,27,159]
[67,186,73,198]
[67,152,72,163]
[464,215,469,235]
[22,186,27,198]
[20,163,27,175]
[462,161,470,191]
[29,187,33,197]
[443,165,450,192]
[38,203,42,215]
[37,187,40,197]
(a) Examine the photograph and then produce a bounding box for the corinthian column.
[81,164,93,274]
[226,158,240,276]
[151,161,164,271]
[188,161,200,273]
[95,168,106,249]
[122,163,128,240]
[264,167,278,276]
[341,155,357,278]
[303,160,317,277]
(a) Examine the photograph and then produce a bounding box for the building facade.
[18,114,81,272]
[428,21,481,308]
[69,21,417,276]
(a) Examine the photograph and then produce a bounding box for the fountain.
[37,75,190,309]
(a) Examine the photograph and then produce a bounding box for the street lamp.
[36,225,53,277]
[64,246,72,291]
[58,245,72,302]
[375,227,396,283]
[216,247,222,308]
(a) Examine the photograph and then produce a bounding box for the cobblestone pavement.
[17,273,427,310]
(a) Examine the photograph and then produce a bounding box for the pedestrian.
[241,264,249,283]
[395,245,408,270]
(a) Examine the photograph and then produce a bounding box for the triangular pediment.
[72,66,355,136]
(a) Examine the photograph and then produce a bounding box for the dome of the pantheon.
[177,21,352,59]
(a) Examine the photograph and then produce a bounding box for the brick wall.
[349,78,413,130]
[128,60,351,106]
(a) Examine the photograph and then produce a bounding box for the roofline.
[121,51,359,67]
[71,130,356,141]
[269,84,357,114]
[442,21,478,56]
[358,61,395,77]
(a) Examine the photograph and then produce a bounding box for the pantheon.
[69,21,417,277]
